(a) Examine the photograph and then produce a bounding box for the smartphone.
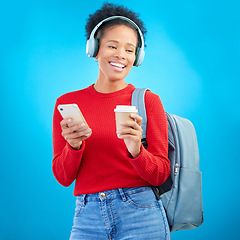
[57,104,89,130]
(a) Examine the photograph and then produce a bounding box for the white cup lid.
[114,105,138,112]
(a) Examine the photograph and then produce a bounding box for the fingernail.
[131,114,135,117]
[68,119,72,122]
[80,123,86,127]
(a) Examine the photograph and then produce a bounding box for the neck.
[94,78,128,93]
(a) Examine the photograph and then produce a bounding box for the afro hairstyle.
[85,3,147,46]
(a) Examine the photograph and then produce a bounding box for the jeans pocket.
[126,188,158,209]
[158,199,169,223]
[75,197,85,216]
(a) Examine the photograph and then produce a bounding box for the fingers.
[118,114,142,131]
[117,114,143,139]
[117,127,142,139]
[64,127,92,140]
[61,120,86,134]
[60,118,92,149]
[130,113,142,127]
[60,118,70,129]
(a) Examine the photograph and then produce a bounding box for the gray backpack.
[131,88,203,232]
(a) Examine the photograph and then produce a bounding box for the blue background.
[1,0,239,239]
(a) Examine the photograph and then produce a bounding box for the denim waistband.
[76,186,153,202]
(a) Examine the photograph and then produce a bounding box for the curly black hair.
[85,2,147,46]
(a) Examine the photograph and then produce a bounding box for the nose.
[114,47,126,60]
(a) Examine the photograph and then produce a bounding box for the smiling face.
[95,25,138,84]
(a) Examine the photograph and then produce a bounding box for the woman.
[52,3,171,240]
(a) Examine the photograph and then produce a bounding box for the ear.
[95,46,99,59]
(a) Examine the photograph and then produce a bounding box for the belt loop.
[118,188,127,201]
[81,194,87,206]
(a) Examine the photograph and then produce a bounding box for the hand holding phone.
[57,104,92,149]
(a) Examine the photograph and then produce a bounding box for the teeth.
[110,62,125,68]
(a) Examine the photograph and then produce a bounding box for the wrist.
[131,147,141,158]
[72,141,83,150]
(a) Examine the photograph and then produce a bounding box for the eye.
[108,46,117,49]
[126,49,134,53]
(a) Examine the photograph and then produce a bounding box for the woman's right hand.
[60,118,92,150]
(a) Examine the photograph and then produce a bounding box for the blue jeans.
[69,186,171,240]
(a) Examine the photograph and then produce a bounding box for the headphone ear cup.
[86,38,99,57]
[134,47,145,67]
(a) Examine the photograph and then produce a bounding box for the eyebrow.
[106,40,136,48]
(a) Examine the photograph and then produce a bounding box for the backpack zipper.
[174,163,179,175]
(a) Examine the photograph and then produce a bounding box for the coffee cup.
[114,105,138,132]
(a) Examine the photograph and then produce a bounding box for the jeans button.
[100,192,106,198]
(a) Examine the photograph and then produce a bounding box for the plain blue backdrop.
[1,0,239,239]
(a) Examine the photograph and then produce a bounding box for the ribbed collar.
[87,84,135,98]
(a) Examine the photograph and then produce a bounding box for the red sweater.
[52,84,170,196]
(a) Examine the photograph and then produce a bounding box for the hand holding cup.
[114,105,143,158]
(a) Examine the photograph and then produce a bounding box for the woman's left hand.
[117,113,143,158]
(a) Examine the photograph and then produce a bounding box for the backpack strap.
[131,88,149,148]
[131,88,167,200]
[131,88,149,139]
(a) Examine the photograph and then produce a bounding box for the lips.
[109,61,126,71]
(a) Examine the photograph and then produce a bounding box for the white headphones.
[86,16,145,67]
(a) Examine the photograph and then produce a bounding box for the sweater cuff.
[66,140,86,153]
[127,143,146,160]
[128,144,153,172]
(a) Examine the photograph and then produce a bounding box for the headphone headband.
[89,16,145,48]
[86,16,145,66]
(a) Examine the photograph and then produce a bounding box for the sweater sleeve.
[128,91,170,186]
[52,98,85,187]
